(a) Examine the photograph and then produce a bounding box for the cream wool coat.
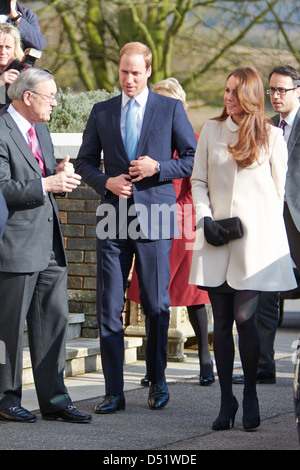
[189,116,297,292]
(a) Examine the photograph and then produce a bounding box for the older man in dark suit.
[75,41,196,414]
[0,68,91,423]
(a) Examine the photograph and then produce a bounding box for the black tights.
[187,305,213,377]
[209,290,260,420]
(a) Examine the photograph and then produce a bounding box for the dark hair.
[269,65,300,87]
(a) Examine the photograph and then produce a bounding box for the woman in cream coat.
[189,67,296,432]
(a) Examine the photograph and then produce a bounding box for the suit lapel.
[137,90,157,157]
[287,108,300,155]
[4,114,44,177]
[110,95,130,159]
[35,123,54,176]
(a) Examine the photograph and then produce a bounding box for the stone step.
[22,336,143,385]
[24,313,86,347]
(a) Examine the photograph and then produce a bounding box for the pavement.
[1,301,300,454]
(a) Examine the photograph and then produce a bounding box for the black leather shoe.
[0,406,37,423]
[94,394,125,414]
[232,375,244,384]
[256,373,276,384]
[233,373,276,385]
[141,375,149,387]
[200,374,215,386]
[148,380,169,410]
[42,405,92,423]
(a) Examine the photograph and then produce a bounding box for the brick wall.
[57,182,131,338]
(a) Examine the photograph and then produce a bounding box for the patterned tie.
[28,125,45,175]
[125,98,138,161]
[280,119,287,135]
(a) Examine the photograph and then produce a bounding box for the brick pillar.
[56,180,131,338]
[57,183,99,338]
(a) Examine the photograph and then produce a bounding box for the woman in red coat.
[128,78,214,386]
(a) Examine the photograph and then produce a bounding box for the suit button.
[48,217,53,222]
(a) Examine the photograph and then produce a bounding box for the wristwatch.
[11,12,23,23]
[155,162,161,173]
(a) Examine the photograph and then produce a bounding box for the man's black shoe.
[141,375,149,386]
[94,394,125,414]
[148,380,169,410]
[42,405,92,423]
[257,373,276,384]
[0,406,37,423]
[232,373,276,385]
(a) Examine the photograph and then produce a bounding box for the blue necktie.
[125,99,138,161]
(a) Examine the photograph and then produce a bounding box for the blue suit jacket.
[11,4,46,51]
[75,89,197,239]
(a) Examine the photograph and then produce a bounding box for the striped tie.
[280,119,287,135]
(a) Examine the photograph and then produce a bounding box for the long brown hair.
[214,67,270,167]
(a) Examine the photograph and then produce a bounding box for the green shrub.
[48,87,120,133]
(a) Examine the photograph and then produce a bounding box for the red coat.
[128,138,210,307]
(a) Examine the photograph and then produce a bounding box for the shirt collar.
[280,103,300,127]
[7,104,32,138]
[226,115,239,132]
[122,87,149,108]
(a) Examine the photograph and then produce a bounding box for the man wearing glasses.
[267,65,300,443]
[258,66,300,378]
[267,65,300,268]
[0,68,92,423]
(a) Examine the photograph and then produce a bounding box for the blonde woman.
[0,23,23,107]
[189,67,296,431]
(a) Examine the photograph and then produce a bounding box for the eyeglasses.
[32,91,57,103]
[266,87,297,96]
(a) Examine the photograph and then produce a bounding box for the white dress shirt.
[7,104,46,193]
[280,103,300,144]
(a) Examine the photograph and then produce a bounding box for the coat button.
[48,217,53,222]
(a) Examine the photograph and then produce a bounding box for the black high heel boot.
[242,395,260,431]
[212,396,239,431]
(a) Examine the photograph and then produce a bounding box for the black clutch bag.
[215,217,244,240]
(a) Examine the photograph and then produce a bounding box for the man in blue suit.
[75,41,196,413]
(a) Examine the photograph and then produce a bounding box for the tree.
[23,0,300,96]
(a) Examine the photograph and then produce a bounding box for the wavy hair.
[214,67,270,167]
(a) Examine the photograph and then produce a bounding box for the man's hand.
[43,163,81,193]
[105,174,133,198]
[56,155,75,176]
[129,156,158,182]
